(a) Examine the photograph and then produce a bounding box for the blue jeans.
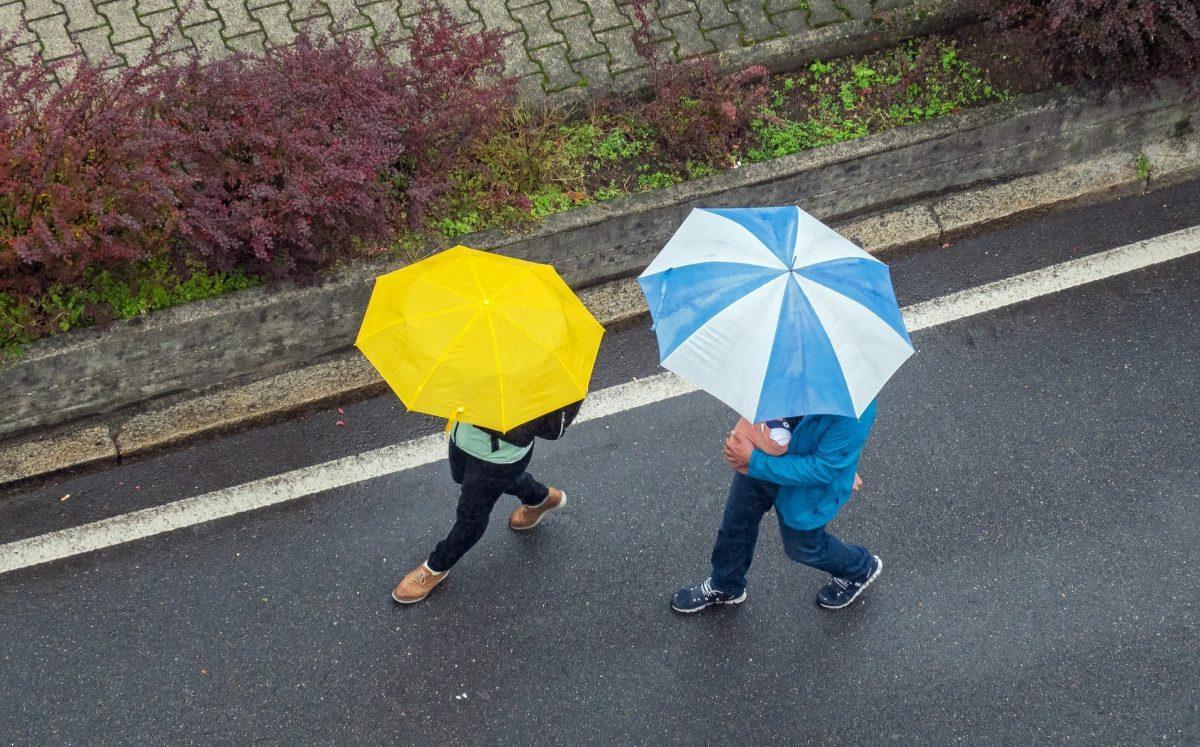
[710,473,873,596]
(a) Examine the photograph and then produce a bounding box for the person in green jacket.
[392,402,581,604]
[671,401,881,613]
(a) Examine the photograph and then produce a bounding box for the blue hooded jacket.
[746,400,877,530]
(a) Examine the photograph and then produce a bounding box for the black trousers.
[426,442,550,573]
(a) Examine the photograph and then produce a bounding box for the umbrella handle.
[444,406,465,435]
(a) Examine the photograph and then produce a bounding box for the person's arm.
[746,415,871,488]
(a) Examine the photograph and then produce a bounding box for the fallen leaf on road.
[335,420,346,427]
[941,242,952,248]
[337,408,345,415]
[200,669,208,675]
[60,494,70,502]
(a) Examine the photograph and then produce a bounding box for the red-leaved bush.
[394,10,513,229]
[163,11,511,280]
[995,0,1200,94]
[2,7,512,303]
[0,40,182,297]
[160,36,413,280]
[628,0,770,162]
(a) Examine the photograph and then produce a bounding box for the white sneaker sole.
[817,555,883,610]
[671,590,748,614]
[510,491,567,531]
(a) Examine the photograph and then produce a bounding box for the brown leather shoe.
[508,487,566,531]
[391,562,448,604]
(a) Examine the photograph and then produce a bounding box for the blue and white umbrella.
[638,206,913,421]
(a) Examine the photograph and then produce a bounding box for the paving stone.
[288,0,324,21]
[357,0,404,40]
[692,0,736,29]
[8,40,45,65]
[765,0,802,12]
[73,23,122,62]
[178,0,219,26]
[154,44,196,64]
[728,0,778,41]
[515,71,543,98]
[225,28,266,53]
[29,15,74,61]
[528,42,579,91]
[61,0,109,31]
[661,10,711,59]
[552,12,602,61]
[873,0,914,11]
[182,16,228,56]
[510,3,562,49]
[546,0,583,20]
[321,0,371,29]
[436,0,478,23]
[0,3,39,44]
[610,65,645,92]
[807,0,849,27]
[98,0,151,44]
[23,0,63,22]
[139,9,194,52]
[587,0,627,32]
[839,0,871,19]
[470,0,519,33]
[114,34,153,63]
[337,22,374,44]
[770,8,809,34]
[844,0,873,18]
[250,2,297,44]
[134,0,179,14]
[623,2,671,41]
[572,52,612,90]
[700,22,739,50]
[653,0,692,18]
[595,24,642,74]
[294,12,333,37]
[200,0,261,36]
[495,28,537,75]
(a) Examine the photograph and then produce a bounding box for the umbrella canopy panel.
[639,207,913,421]
[357,246,604,432]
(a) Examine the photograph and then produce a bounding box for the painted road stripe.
[2,225,1198,576]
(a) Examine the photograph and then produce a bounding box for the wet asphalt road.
[1,182,1198,744]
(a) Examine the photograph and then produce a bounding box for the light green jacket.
[450,422,532,464]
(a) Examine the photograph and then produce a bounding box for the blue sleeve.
[747,413,873,488]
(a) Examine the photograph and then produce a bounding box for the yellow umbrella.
[355,245,604,432]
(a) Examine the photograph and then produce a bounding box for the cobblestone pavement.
[2,0,919,97]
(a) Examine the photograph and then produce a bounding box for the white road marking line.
[2,226,1198,576]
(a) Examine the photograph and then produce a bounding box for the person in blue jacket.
[671,401,882,613]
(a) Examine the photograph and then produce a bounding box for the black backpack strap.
[490,434,500,452]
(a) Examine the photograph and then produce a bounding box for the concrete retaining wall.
[2,85,1196,441]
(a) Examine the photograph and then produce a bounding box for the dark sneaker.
[816,555,882,610]
[670,578,747,613]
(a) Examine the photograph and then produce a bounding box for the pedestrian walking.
[354,245,604,604]
[392,402,581,604]
[636,205,912,614]
[671,407,880,612]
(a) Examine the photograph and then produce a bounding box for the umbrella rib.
[467,256,508,428]
[409,307,485,406]
[415,275,480,304]
[482,307,507,430]
[358,302,480,345]
[495,308,584,394]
